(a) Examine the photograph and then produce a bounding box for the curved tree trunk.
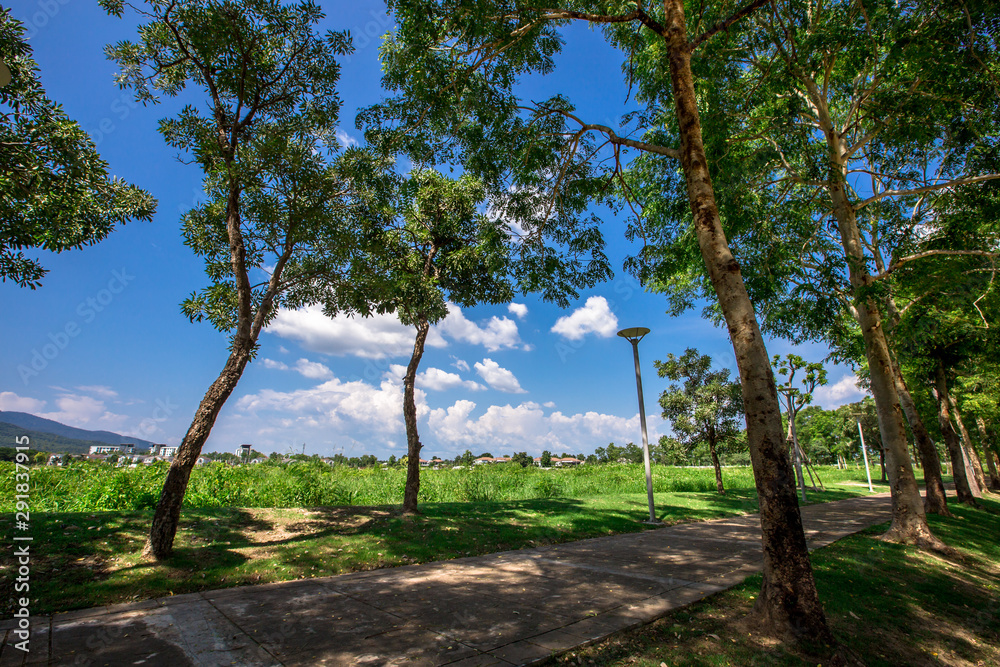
[707,426,725,495]
[949,395,988,493]
[807,79,937,548]
[401,317,430,515]
[145,343,253,558]
[974,415,1000,491]
[933,363,977,504]
[893,365,949,514]
[661,0,832,641]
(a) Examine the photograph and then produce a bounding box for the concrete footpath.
[1,493,892,666]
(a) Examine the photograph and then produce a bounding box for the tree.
[772,354,826,502]
[511,452,533,467]
[0,9,155,288]
[371,0,833,641]
[540,450,552,467]
[657,349,743,494]
[102,0,361,559]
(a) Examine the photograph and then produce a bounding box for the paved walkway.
[1,493,892,667]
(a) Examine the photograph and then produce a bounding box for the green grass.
[548,495,1000,667]
[0,465,886,617]
[0,460,882,512]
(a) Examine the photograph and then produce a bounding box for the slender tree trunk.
[933,363,977,504]
[949,395,988,492]
[708,426,725,495]
[974,415,1000,491]
[661,0,832,641]
[401,317,430,515]
[145,343,253,558]
[786,402,807,502]
[807,80,937,547]
[893,366,949,513]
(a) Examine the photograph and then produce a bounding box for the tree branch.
[688,0,770,52]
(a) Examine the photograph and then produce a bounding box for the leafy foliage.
[0,9,156,288]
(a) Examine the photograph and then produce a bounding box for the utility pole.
[617,327,661,525]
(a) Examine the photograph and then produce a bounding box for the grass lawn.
[2,475,881,617]
[548,495,1000,667]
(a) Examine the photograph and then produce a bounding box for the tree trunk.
[949,395,988,493]
[974,415,1000,491]
[879,446,887,483]
[786,402,807,503]
[401,317,430,515]
[661,0,832,642]
[893,365,949,514]
[708,425,725,495]
[807,79,937,548]
[933,363,977,504]
[145,343,253,558]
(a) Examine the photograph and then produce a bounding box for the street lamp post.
[855,416,874,493]
[617,327,660,524]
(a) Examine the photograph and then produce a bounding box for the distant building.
[473,456,512,465]
[47,454,63,466]
[196,456,211,465]
[88,443,135,455]
[235,444,252,459]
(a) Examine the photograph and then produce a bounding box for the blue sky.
[1,1,865,458]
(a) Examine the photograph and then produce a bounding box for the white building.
[88,444,135,455]
[150,444,179,458]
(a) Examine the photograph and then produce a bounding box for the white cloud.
[508,303,528,320]
[451,357,470,372]
[37,393,129,430]
[543,401,556,408]
[293,359,333,380]
[812,374,865,409]
[417,367,484,392]
[75,385,118,399]
[237,373,424,433]
[474,358,527,394]
[335,128,359,148]
[262,357,334,380]
[551,296,618,340]
[268,306,447,359]
[436,304,524,351]
[0,391,46,413]
[427,400,665,454]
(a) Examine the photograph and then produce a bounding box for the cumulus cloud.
[812,374,866,409]
[436,304,524,351]
[237,373,424,433]
[508,303,528,320]
[268,306,447,359]
[0,391,46,413]
[551,296,618,340]
[269,303,525,358]
[427,399,665,453]
[418,367,484,392]
[474,358,527,394]
[451,357,470,372]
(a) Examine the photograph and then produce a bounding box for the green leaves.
[0,9,156,288]
[655,348,744,454]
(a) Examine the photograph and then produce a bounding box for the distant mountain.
[0,422,114,455]
[0,411,156,449]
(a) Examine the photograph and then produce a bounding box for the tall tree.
[367,169,515,514]
[631,0,1000,545]
[102,0,362,558]
[773,354,827,502]
[0,9,155,288]
[370,0,834,641]
[656,348,743,494]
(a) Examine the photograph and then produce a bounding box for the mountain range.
[0,411,157,454]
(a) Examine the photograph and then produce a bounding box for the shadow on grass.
[0,485,879,617]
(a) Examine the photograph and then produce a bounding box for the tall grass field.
[0,461,874,512]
